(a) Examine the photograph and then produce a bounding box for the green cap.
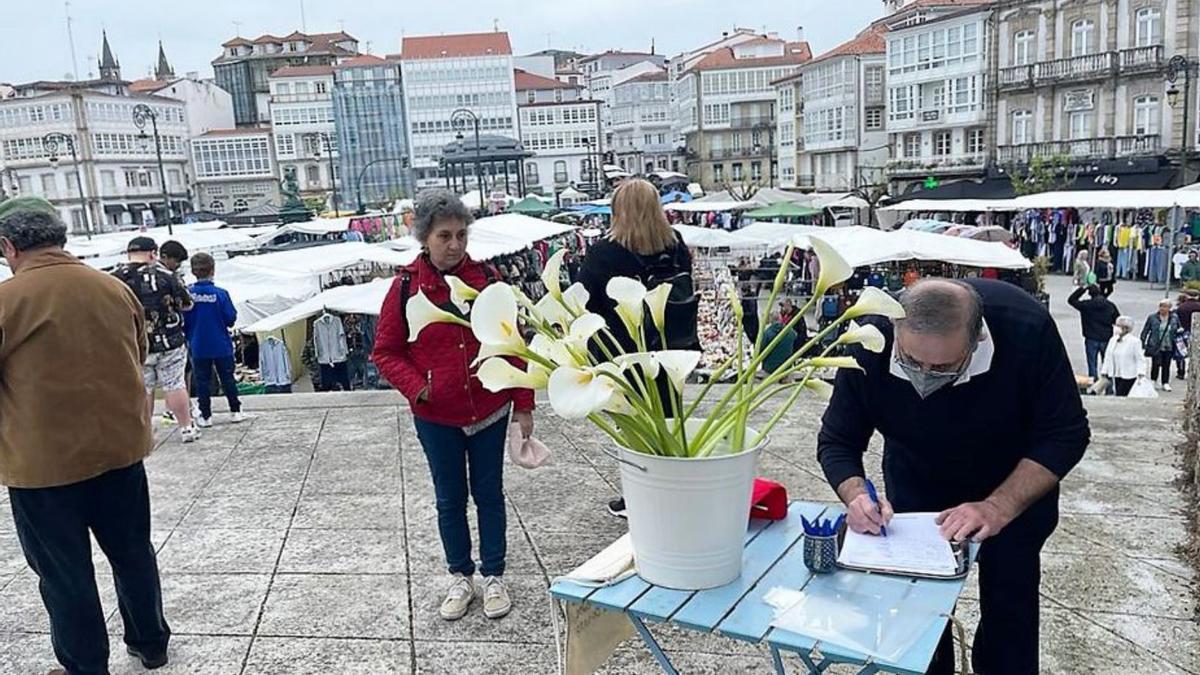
[0,196,60,224]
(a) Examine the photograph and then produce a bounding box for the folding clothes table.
[549,500,974,675]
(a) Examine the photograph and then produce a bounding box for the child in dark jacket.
[183,253,245,426]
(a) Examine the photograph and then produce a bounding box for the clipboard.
[833,525,973,580]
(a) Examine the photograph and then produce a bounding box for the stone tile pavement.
[0,390,1195,674]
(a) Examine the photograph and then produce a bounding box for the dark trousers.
[193,356,242,419]
[9,462,170,675]
[413,414,508,578]
[1114,377,1136,396]
[319,361,352,391]
[1149,351,1173,385]
[1084,338,1107,380]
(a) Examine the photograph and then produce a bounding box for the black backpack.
[630,238,700,351]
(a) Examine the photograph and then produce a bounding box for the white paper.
[837,512,958,576]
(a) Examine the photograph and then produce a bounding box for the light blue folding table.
[549,500,974,675]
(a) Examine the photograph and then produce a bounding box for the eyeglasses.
[893,340,976,375]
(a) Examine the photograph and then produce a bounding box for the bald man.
[818,278,1090,675]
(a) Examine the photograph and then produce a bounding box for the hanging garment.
[313,313,349,365]
[260,336,293,387]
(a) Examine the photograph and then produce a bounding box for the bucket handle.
[600,446,648,472]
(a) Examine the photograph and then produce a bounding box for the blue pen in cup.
[865,478,888,537]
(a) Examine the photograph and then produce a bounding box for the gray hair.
[411,188,473,244]
[0,210,68,252]
[897,279,984,343]
[1115,315,1134,336]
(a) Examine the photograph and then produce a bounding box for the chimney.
[796,26,805,43]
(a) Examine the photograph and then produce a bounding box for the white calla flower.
[535,294,573,328]
[604,391,636,415]
[836,320,886,353]
[843,287,905,321]
[470,283,526,356]
[567,313,606,343]
[562,282,590,316]
[653,350,702,392]
[606,277,647,331]
[444,275,479,314]
[807,235,853,295]
[406,289,470,341]
[805,356,864,371]
[541,249,567,300]
[477,357,549,392]
[644,284,671,333]
[803,379,835,400]
[529,334,581,367]
[547,363,622,419]
[614,352,661,379]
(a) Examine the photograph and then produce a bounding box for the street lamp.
[307,132,340,215]
[132,103,174,235]
[42,132,93,239]
[354,156,411,214]
[450,108,484,203]
[1164,55,1195,294]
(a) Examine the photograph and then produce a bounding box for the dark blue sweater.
[817,279,1090,517]
[183,280,237,359]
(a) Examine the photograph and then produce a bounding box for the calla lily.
[614,352,661,379]
[477,357,549,392]
[535,294,573,328]
[842,286,906,321]
[803,379,835,400]
[607,277,647,331]
[407,289,470,341]
[530,334,583,368]
[445,275,478,314]
[604,391,635,415]
[548,363,622,419]
[805,356,864,371]
[562,282,590,316]
[644,284,671,333]
[541,249,567,300]
[567,313,606,343]
[470,283,526,356]
[808,235,853,295]
[728,284,743,320]
[653,350,702,392]
[836,321,886,353]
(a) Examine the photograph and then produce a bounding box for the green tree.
[1009,154,1076,196]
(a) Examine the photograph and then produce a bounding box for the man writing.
[818,279,1090,674]
[1067,284,1120,383]
[113,236,200,442]
[0,198,171,674]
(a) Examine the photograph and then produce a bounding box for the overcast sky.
[2,0,883,83]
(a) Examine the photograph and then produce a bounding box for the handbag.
[1128,377,1158,399]
[507,423,552,469]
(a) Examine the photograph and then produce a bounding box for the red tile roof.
[222,37,252,48]
[129,78,169,93]
[401,31,512,59]
[269,65,335,78]
[252,34,284,45]
[513,69,573,91]
[334,54,388,69]
[805,26,888,66]
[619,70,668,85]
[688,41,812,73]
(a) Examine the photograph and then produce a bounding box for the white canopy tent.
[241,278,393,333]
[789,226,1031,270]
[250,216,355,246]
[879,198,1022,213]
[381,213,577,263]
[65,223,271,261]
[665,200,759,212]
[228,241,413,277]
[671,224,763,250]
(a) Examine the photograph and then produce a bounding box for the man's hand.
[935,499,1013,543]
[513,410,534,438]
[846,491,893,536]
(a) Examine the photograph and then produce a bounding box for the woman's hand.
[513,410,534,438]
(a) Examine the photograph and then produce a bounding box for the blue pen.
[864,478,888,537]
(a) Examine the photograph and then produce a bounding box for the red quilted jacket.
[372,254,535,427]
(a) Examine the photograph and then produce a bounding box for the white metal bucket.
[614,427,764,590]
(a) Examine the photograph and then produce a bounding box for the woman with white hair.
[1141,299,1181,391]
[1101,315,1146,396]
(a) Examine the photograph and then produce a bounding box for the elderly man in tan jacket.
[0,197,171,675]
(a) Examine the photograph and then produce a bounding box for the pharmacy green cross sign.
[923,176,940,190]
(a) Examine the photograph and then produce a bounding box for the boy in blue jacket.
[184,253,245,426]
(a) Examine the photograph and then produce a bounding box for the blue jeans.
[1084,338,1107,380]
[414,414,508,577]
[193,356,242,419]
[9,462,170,675]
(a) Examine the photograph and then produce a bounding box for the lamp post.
[1165,55,1195,294]
[132,103,174,235]
[308,132,340,215]
[354,156,411,214]
[42,132,93,239]
[450,108,483,204]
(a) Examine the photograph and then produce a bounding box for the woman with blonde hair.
[577,178,698,518]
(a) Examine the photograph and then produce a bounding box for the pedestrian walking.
[113,236,200,442]
[1067,285,1120,382]
[183,252,246,427]
[1094,248,1116,296]
[1180,250,1200,284]
[0,197,171,675]
[373,188,536,623]
[1101,316,1146,396]
[1141,299,1181,391]
[1175,290,1200,380]
[1071,249,1092,288]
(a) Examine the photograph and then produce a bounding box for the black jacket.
[1067,286,1120,342]
[817,279,1090,528]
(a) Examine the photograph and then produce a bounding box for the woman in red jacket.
[373,189,535,622]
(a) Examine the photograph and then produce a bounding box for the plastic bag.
[1128,377,1158,399]
[507,423,552,469]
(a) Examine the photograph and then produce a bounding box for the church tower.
[98,31,121,81]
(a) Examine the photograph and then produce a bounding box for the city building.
[884,2,993,193]
[609,69,675,174]
[190,127,280,214]
[794,25,888,193]
[514,68,602,196]
[0,33,191,231]
[991,0,1191,190]
[400,31,520,191]
[267,64,338,209]
[332,54,415,209]
[130,76,235,139]
[674,34,812,190]
[212,30,359,127]
[772,72,802,188]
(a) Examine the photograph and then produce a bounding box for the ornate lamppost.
[132,103,174,235]
[42,132,93,239]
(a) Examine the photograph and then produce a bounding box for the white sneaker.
[439,574,475,621]
[1164,383,1173,392]
[481,576,512,620]
[195,417,213,429]
[180,425,201,444]
[230,411,248,424]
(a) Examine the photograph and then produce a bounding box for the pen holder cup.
[802,533,839,574]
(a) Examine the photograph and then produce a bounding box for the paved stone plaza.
[0,383,1195,674]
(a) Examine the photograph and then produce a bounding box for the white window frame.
[1135,8,1162,47]
[1011,110,1033,145]
[1071,19,1095,57]
[1133,95,1160,135]
[1069,110,1093,139]
[933,131,952,156]
[1013,30,1035,66]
